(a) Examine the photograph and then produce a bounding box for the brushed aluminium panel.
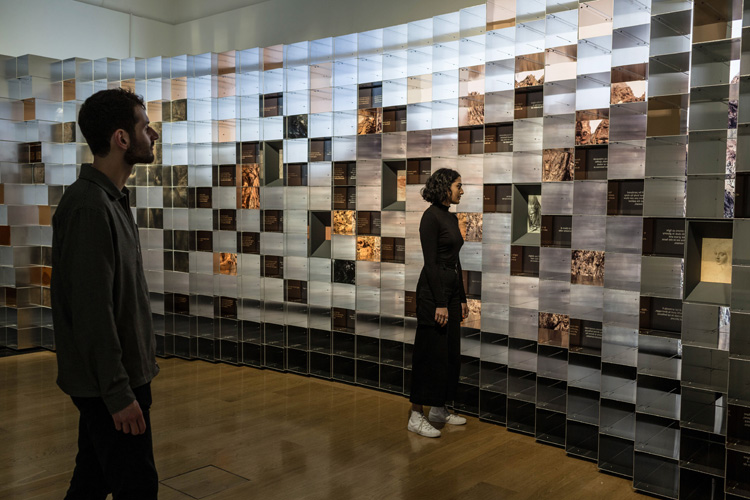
[640,256,682,298]
[577,36,613,76]
[643,177,685,217]
[482,301,510,335]
[509,276,539,309]
[734,219,750,266]
[308,257,331,282]
[331,234,356,260]
[539,278,571,314]
[332,282,356,309]
[406,130,432,156]
[460,241,482,272]
[513,118,544,152]
[286,302,309,329]
[576,73,611,110]
[285,210,308,234]
[332,135,356,161]
[602,325,638,366]
[309,162,332,187]
[604,288,640,328]
[308,281,332,307]
[215,231,237,253]
[483,213,512,244]
[482,271,509,303]
[240,273,264,300]
[382,131,407,158]
[604,252,642,292]
[540,247,572,281]
[573,180,608,215]
[239,254,261,277]
[610,102,648,142]
[482,243,510,273]
[609,140,646,179]
[512,151,542,183]
[357,185,381,211]
[483,153,513,183]
[356,285,380,314]
[239,209,260,233]
[381,262,405,290]
[262,186,285,209]
[309,187,332,210]
[456,155,484,185]
[215,274,238,298]
[406,186,430,212]
[570,284,604,321]
[572,215,606,251]
[380,288,405,318]
[432,127,458,157]
[194,252,213,276]
[544,83,577,117]
[485,89,514,122]
[356,261,381,288]
[262,278,284,306]
[286,187,309,210]
[542,182,574,215]
[381,211,405,237]
[542,113,576,148]
[509,306,538,341]
[358,134,382,159]
[284,255,308,281]
[606,216,643,254]
[357,159,381,185]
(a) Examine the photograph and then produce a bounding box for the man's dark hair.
[421,168,461,204]
[78,88,145,157]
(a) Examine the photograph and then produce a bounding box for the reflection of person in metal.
[527,195,541,233]
[408,168,469,438]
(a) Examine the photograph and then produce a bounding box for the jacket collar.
[79,164,128,200]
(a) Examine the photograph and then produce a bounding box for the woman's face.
[447,176,463,205]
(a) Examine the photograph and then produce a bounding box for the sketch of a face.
[715,250,729,266]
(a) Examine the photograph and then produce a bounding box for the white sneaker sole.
[407,422,441,438]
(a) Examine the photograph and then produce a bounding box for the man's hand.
[112,400,146,435]
[461,303,469,320]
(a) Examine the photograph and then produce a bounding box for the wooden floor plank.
[0,352,647,499]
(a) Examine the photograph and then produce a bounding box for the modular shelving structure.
[2,0,750,497]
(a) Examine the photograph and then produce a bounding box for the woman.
[408,168,469,438]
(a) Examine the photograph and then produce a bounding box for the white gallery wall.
[0,0,481,60]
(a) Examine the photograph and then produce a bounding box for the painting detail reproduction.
[571,250,605,286]
[701,238,732,284]
[458,213,483,242]
[527,195,541,233]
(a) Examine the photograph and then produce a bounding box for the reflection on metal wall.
[2,0,750,496]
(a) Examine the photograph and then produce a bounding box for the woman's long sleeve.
[457,260,467,303]
[419,210,447,307]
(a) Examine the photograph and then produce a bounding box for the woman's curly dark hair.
[421,168,461,204]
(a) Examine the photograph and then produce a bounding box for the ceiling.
[73,0,272,25]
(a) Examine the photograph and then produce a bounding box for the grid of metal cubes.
[3,0,750,497]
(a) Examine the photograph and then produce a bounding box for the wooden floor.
[0,352,647,500]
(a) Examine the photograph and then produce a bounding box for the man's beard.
[123,136,154,165]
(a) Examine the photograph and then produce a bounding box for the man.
[51,88,160,499]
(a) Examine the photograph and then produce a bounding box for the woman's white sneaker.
[408,410,442,438]
[428,406,467,425]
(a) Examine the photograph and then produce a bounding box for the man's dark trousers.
[64,383,158,500]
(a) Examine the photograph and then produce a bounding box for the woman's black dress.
[409,202,466,406]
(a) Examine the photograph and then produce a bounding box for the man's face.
[123,106,159,166]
